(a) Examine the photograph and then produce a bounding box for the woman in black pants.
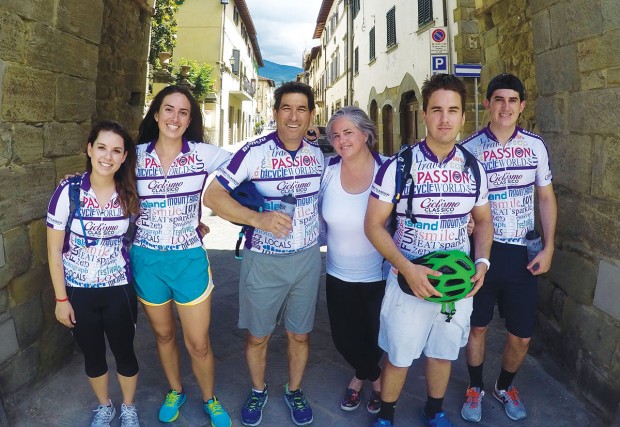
[47,121,141,427]
[319,106,387,413]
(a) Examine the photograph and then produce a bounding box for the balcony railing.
[242,77,255,97]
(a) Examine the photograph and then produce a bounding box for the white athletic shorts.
[378,272,472,367]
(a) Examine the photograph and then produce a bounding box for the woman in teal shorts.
[131,85,232,426]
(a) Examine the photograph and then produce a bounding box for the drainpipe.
[218,3,226,146]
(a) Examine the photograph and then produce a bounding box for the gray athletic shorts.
[238,244,321,337]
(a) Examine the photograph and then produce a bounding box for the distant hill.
[259,60,303,86]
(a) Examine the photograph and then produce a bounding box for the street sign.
[430,27,448,54]
[431,54,448,75]
[454,63,482,78]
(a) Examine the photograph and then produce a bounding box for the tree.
[149,0,179,68]
[174,59,215,100]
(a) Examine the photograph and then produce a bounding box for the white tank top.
[321,161,384,282]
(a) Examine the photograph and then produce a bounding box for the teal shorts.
[130,245,214,306]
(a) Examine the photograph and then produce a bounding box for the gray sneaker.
[90,401,116,427]
[461,386,484,422]
[120,403,140,427]
[493,384,527,420]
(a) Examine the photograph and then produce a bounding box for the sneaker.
[90,400,115,427]
[493,384,527,420]
[461,386,485,422]
[372,417,394,427]
[119,403,140,427]
[340,387,362,411]
[367,390,381,414]
[204,395,232,427]
[241,386,269,426]
[284,383,313,426]
[159,389,186,423]
[420,409,455,427]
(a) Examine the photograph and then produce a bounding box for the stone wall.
[0,0,151,417]
[475,0,620,422]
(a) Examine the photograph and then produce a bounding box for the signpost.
[431,55,448,75]
[430,27,448,54]
[454,63,483,130]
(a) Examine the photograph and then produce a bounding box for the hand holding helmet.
[397,250,476,321]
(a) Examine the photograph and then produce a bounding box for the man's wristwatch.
[475,257,491,271]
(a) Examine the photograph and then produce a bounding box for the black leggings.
[326,274,385,382]
[68,284,139,378]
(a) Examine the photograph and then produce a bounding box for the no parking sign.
[430,27,448,54]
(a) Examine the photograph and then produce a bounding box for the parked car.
[311,126,334,153]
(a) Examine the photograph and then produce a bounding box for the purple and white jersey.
[134,139,231,251]
[461,127,552,245]
[371,140,489,260]
[47,173,131,288]
[216,131,324,254]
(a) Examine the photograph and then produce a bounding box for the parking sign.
[431,55,448,75]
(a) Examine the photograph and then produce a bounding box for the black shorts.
[470,241,538,338]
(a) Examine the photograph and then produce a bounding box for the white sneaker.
[90,400,115,427]
[119,403,140,427]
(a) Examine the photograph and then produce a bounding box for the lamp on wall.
[229,54,236,69]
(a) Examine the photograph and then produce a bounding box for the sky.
[244,0,322,67]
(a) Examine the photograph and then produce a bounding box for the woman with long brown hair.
[47,120,141,427]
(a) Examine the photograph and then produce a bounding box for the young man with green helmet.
[365,74,494,427]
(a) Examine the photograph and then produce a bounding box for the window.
[233,6,239,25]
[352,0,360,19]
[418,0,432,26]
[386,7,396,47]
[354,47,359,74]
[369,26,375,60]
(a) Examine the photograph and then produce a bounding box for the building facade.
[174,0,263,146]
[307,0,479,155]
[0,0,153,420]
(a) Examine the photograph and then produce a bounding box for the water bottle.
[279,193,296,218]
[525,229,542,270]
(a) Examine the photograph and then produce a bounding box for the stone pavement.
[6,216,602,426]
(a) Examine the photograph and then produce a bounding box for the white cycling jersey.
[461,126,552,245]
[215,131,324,254]
[371,140,489,260]
[47,173,131,288]
[134,139,231,251]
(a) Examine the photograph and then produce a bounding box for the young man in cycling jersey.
[459,73,557,422]
[365,74,493,427]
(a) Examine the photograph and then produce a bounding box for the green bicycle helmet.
[397,250,475,321]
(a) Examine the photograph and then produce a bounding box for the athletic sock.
[423,396,444,418]
[497,368,516,391]
[377,399,396,422]
[467,362,484,389]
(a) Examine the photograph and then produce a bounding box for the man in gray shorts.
[204,81,324,426]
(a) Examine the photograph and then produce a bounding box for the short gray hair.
[325,106,378,150]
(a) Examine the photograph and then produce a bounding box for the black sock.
[497,369,516,391]
[467,362,484,389]
[377,400,397,422]
[423,396,444,418]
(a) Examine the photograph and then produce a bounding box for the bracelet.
[55,297,69,302]
[474,257,491,271]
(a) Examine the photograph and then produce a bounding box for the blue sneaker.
[241,386,269,426]
[461,386,484,422]
[204,395,232,427]
[284,383,313,425]
[493,384,527,420]
[159,389,186,423]
[420,409,454,427]
[372,417,395,427]
[90,400,115,427]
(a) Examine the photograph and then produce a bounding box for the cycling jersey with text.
[460,127,552,245]
[216,131,324,254]
[47,173,130,288]
[134,139,231,251]
[371,140,489,260]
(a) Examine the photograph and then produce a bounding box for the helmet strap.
[441,302,456,322]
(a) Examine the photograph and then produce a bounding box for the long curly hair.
[137,85,204,145]
[86,121,140,217]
